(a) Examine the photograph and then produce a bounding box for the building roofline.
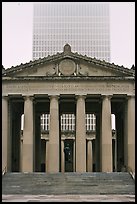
[2,45,135,77]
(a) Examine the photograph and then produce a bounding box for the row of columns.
[2,94,135,173]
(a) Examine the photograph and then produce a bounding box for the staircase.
[2,172,135,195]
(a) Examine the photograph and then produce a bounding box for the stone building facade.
[2,44,135,173]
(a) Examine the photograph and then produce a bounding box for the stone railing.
[2,166,7,175]
[127,166,135,181]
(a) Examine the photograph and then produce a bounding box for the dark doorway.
[41,139,46,172]
[64,139,73,172]
[9,99,24,172]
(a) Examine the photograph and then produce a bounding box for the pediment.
[3,53,134,78]
[79,62,126,77]
[15,63,57,77]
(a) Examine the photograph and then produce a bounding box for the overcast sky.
[2,2,135,69]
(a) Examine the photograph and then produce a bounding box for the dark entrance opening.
[41,139,46,172]
[9,97,24,172]
[64,139,73,172]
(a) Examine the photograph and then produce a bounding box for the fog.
[2,2,135,69]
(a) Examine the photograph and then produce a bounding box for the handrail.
[129,171,135,180]
[127,166,135,180]
[2,166,7,175]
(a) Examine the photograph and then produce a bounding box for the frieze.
[2,81,133,96]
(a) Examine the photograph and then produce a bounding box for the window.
[61,114,75,131]
[40,113,96,132]
[86,114,96,131]
[41,114,50,131]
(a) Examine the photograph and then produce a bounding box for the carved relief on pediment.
[59,59,76,76]
[78,64,89,76]
[27,67,38,75]
[45,65,56,76]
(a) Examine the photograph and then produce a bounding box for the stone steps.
[2,172,135,195]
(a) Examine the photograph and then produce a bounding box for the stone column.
[45,140,49,172]
[47,95,59,173]
[20,135,23,172]
[73,140,75,172]
[35,114,41,172]
[22,96,34,172]
[127,95,135,172]
[87,140,93,172]
[101,95,112,172]
[76,95,86,172]
[95,113,101,172]
[2,96,8,172]
[61,139,65,173]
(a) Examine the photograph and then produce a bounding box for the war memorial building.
[2,44,135,174]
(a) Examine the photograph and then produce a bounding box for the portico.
[2,45,135,173]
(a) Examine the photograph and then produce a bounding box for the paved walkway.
[2,194,135,202]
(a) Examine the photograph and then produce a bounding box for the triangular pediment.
[3,45,134,78]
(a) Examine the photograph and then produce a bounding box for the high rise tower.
[32,2,110,62]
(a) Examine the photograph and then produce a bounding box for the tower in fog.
[32,2,110,61]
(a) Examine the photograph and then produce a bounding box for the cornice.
[2,76,135,82]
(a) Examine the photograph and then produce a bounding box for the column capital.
[86,138,93,141]
[2,95,9,100]
[49,95,59,100]
[76,95,86,100]
[126,94,135,100]
[23,95,34,101]
[61,138,66,141]
[101,94,112,100]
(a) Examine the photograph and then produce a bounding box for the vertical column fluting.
[47,95,59,173]
[101,95,112,172]
[22,96,34,172]
[76,95,86,172]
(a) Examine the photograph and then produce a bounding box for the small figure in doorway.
[64,144,71,162]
